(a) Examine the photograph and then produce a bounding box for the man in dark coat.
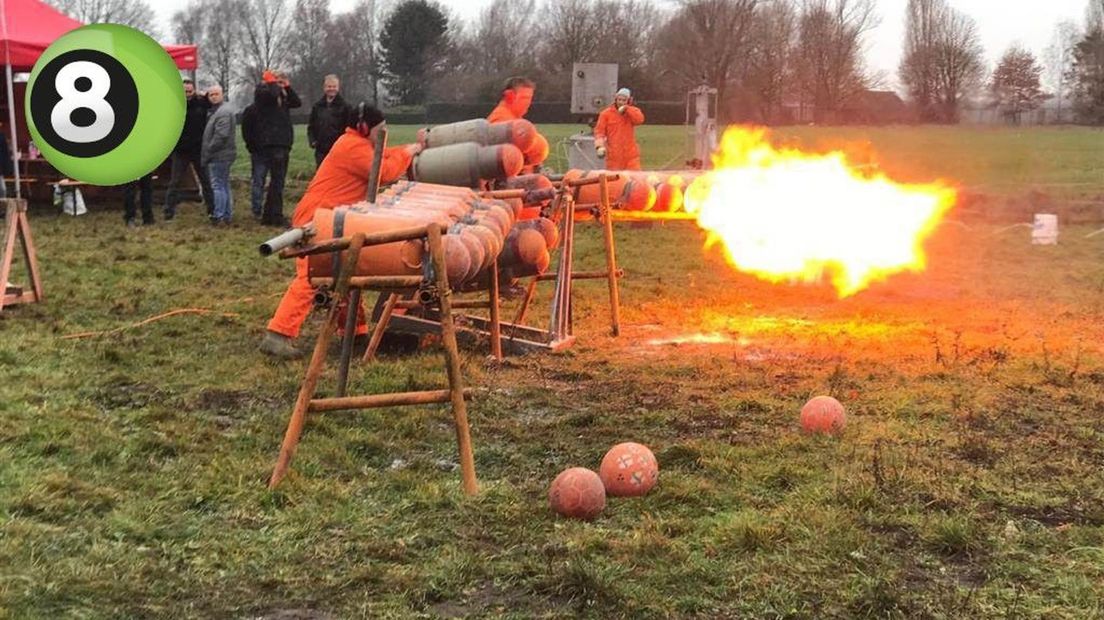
[241,69,301,227]
[164,78,214,220]
[307,74,352,168]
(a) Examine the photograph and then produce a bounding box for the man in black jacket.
[164,79,214,220]
[241,70,301,226]
[307,74,352,168]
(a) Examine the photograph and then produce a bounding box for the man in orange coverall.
[260,103,426,359]
[487,76,548,171]
[594,87,645,170]
[487,76,535,123]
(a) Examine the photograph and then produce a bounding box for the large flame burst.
[683,127,956,297]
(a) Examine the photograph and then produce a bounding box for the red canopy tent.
[0,0,199,196]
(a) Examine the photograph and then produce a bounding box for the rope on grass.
[62,308,241,340]
[58,289,284,337]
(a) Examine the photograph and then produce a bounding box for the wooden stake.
[488,257,502,361]
[0,199,43,312]
[598,175,622,337]
[362,291,399,362]
[335,289,361,397]
[269,233,367,489]
[428,225,478,495]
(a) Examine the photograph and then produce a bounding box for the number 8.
[51,61,115,144]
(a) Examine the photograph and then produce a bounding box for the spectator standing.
[307,74,352,168]
[594,87,645,170]
[164,78,214,220]
[244,70,301,227]
[201,85,236,225]
[124,173,154,227]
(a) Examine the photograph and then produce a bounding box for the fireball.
[683,127,956,297]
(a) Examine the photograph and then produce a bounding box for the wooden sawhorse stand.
[1,198,44,312]
[268,224,478,494]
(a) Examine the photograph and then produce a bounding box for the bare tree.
[899,0,946,121]
[747,0,797,122]
[237,0,293,86]
[200,0,242,98]
[171,2,206,45]
[325,0,389,105]
[1089,0,1104,30]
[539,0,607,72]
[794,0,876,123]
[589,0,663,96]
[46,0,160,37]
[990,45,1048,124]
[656,0,760,119]
[471,0,538,75]
[932,7,984,123]
[287,0,333,103]
[899,0,983,123]
[1044,20,1081,121]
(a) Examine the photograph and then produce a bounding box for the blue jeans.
[250,152,268,218]
[207,160,233,222]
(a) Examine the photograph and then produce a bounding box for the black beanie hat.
[349,102,385,130]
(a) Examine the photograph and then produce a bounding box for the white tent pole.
[5,63,18,199]
[1,0,19,199]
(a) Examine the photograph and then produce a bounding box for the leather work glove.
[596,146,607,158]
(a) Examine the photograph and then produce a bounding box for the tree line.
[44,0,1104,125]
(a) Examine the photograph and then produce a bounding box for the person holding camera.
[594,87,645,170]
[242,69,301,226]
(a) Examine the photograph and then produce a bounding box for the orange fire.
[682,127,956,297]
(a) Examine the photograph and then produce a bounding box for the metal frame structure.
[373,173,623,356]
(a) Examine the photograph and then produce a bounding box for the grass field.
[2,125,1104,618]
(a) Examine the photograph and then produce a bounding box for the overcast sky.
[153,0,1091,90]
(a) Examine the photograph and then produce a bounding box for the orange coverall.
[488,101,548,170]
[594,104,645,170]
[267,128,414,338]
[487,101,519,124]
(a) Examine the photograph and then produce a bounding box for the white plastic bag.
[56,184,87,216]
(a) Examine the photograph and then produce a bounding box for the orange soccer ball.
[599,442,659,497]
[800,396,846,435]
[548,467,606,520]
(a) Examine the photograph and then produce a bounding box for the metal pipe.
[259,224,314,256]
[599,174,622,337]
[282,223,448,258]
[310,275,426,289]
[536,269,622,281]
[336,289,361,397]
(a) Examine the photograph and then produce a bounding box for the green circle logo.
[26,24,185,185]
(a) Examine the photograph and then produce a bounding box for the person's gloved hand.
[617,105,627,114]
[596,146,607,158]
[416,127,428,148]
